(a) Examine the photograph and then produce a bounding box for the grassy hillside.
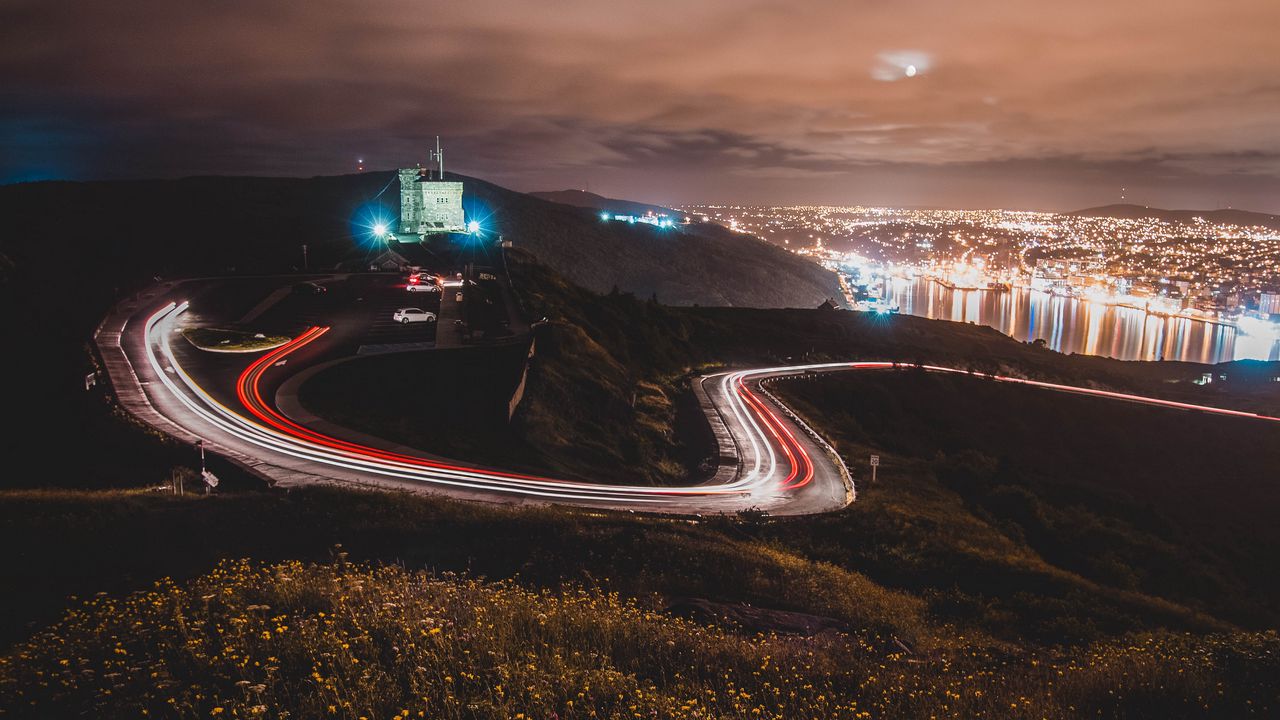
[1,487,1278,718]
[771,371,1280,636]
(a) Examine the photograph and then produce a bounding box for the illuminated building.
[396,137,466,239]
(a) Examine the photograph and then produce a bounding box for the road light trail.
[145,304,824,508]
[126,302,1278,515]
[144,305,671,503]
[234,325,734,496]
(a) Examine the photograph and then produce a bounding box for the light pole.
[196,439,220,494]
[197,439,206,496]
[302,244,309,270]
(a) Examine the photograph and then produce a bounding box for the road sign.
[201,469,220,488]
[870,455,880,467]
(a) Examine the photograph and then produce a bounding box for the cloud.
[2,0,1279,209]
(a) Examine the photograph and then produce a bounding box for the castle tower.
[396,137,466,239]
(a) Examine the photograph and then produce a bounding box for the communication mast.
[430,136,444,180]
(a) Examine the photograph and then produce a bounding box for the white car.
[392,308,437,324]
[406,281,440,293]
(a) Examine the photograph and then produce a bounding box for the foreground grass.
[182,327,290,352]
[3,557,1277,719]
[0,488,933,655]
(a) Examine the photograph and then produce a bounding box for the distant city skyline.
[3,0,1279,212]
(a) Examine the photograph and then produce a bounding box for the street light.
[196,439,219,494]
[467,220,481,234]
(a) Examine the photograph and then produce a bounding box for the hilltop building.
[395,137,466,240]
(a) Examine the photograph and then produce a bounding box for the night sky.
[3,0,1279,211]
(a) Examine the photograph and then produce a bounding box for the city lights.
[687,204,1280,360]
[687,204,1280,316]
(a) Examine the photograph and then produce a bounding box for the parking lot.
[202,263,536,356]
[356,276,441,348]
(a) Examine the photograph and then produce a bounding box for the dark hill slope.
[0,172,840,308]
[529,189,680,218]
[472,179,841,307]
[1068,203,1280,231]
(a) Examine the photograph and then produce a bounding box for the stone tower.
[396,138,466,239]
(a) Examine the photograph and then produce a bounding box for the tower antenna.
[430,136,444,180]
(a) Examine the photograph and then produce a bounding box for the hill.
[0,172,843,494]
[1067,203,1280,230]
[0,172,842,311]
[462,177,843,307]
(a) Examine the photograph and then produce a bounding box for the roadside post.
[870,454,880,483]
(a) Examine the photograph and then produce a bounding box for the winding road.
[96,280,1280,516]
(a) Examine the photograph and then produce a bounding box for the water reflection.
[884,278,1247,363]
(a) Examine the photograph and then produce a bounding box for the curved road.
[96,281,1280,516]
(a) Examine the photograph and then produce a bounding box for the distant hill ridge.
[529,189,682,220]
[1067,203,1280,231]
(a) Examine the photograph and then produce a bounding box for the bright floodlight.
[373,223,387,237]
[467,220,481,234]
[600,212,610,221]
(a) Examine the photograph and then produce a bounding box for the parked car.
[406,279,440,292]
[292,281,327,295]
[393,307,437,324]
